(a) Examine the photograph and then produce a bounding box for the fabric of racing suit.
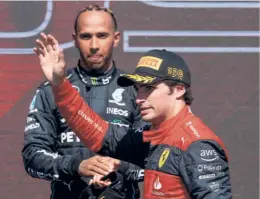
[22,63,145,199]
[51,79,233,199]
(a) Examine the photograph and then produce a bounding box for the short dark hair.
[164,80,194,105]
[74,4,118,33]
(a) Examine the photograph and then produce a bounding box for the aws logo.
[158,148,171,168]
[200,149,219,162]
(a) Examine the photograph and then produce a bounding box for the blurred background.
[0,1,258,198]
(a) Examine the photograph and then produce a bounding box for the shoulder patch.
[158,148,171,168]
[29,90,39,110]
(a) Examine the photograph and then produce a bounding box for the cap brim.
[117,73,160,87]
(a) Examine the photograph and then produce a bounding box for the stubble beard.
[79,47,114,74]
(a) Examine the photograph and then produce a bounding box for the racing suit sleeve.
[179,140,232,199]
[116,88,146,182]
[22,88,83,184]
[52,79,147,168]
[117,161,144,182]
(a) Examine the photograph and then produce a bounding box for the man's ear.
[175,84,186,99]
[72,32,78,48]
[113,31,121,47]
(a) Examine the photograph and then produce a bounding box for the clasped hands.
[78,155,121,189]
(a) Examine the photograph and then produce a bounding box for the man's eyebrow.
[78,32,92,36]
[96,32,110,35]
[79,32,110,35]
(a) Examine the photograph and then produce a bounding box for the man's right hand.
[78,155,121,177]
[34,32,66,85]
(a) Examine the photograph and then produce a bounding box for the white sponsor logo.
[61,132,81,143]
[78,110,104,132]
[152,190,165,196]
[102,76,112,84]
[26,117,35,123]
[154,176,162,190]
[137,169,145,180]
[198,165,203,172]
[29,108,38,113]
[110,122,129,127]
[109,88,126,106]
[200,149,219,162]
[198,164,222,172]
[198,173,216,180]
[127,169,144,181]
[36,149,59,159]
[106,107,129,117]
[60,118,66,123]
[28,167,59,180]
[78,110,94,124]
[216,172,226,177]
[44,81,50,86]
[209,182,220,192]
[189,125,200,138]
[186,121,200,138]
[152,176,165,196]
[25,123,40,132]
[53,174,59,179]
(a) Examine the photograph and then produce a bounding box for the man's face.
[135,82,177,126]
[73,11,120,73]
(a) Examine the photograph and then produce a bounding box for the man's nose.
[90,38,99,53]
[136,92,146,105]
[90,48,99,54]
[136,99,144,106]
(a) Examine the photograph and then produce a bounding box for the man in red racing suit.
[36,35,232,199]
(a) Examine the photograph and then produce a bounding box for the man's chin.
[89,60,103,66]
[85,61,105,70]
[142,115,153,122]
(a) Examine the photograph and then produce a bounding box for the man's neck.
[152,102,186,130]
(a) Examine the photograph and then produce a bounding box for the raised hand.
[34,32,66,85]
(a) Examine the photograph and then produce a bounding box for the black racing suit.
[22,63,145,199]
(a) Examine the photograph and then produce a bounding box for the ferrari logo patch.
[158,148,171,168]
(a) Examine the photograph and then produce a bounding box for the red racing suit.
[53,79,232,199]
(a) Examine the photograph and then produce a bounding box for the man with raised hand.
[35,31,232,198]
[22,4,145,199]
